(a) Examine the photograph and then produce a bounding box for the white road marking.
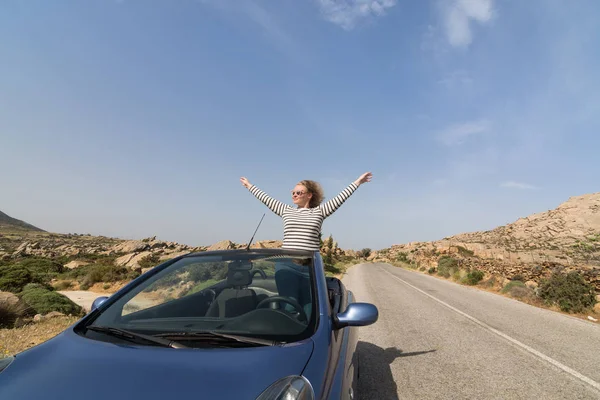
[380,266,600,393]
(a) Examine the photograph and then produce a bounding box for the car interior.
[110,259,320,336]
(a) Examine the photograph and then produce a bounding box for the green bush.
[22,282,55,292]
[0,258,67,293]
[187,265,213,283]
[17,258,64,281]
[537,271,597,313]
[185,262,228,283]
[19,285,84,316]
[452,269,462,281]
[464,270,484,285]
[127,269,142,281]
[0,266,38,293]
[456,246,474,257]
[396,252,409,263]
[324,262,342,275]
[438,256,458,268]
[138,254,161,270]
[437,256,458,278]
[438,270,450,278]
[357,248,371,259]
[428,267,436,274]
[63,263,130,288]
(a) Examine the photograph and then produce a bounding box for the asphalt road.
[342,263,600,400]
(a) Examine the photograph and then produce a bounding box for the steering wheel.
[251,269,267,279]
[256,296,308,322]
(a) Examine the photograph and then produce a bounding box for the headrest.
[227,269,252,287]
[228,260,253,270]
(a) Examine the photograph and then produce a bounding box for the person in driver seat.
[239,172,372,314]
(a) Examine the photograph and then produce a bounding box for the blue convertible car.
[0,248,378,399]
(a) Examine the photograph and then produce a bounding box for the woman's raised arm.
[319,172,372,218]
[241,177,290,217]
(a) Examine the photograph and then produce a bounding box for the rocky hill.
[444,192,600,262]
[373,192,600,290]
[0,210,44,232]
[0,231,270,265]
[0,227,352,272]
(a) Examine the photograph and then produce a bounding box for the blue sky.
[1,0,599,251]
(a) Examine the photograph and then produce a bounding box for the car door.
[323,276,357,399]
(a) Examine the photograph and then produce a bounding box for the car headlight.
[0,356,15,373]
[256,375,314,400]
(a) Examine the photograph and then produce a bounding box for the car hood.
[0,328,315,400]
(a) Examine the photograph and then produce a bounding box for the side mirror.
[91,296,109,312]
[334,302,378,329]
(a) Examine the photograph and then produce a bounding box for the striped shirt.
[248,182,359,251]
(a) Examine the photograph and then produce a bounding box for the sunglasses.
[291,191,306,196]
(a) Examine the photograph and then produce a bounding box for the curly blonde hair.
[298,180,324,208]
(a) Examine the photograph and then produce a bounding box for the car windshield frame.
[76,249,319,346]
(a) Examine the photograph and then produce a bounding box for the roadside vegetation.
[0,253,140,331]
[392,254,598,317]
[0,248,176,358]
[320,234,365,278]
[538,271,597,313]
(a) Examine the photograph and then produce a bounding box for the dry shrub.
[0,296,34,328]
[501,281,535,300]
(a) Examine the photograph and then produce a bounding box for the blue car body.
[0,248,378,400]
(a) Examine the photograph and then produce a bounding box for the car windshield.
[81,251,317,346]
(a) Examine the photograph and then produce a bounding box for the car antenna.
[246,213,265,251]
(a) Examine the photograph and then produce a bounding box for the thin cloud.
[500,181,539,190]
[242,1,298,57]
[315,0,397,30]
[436,119,491,146]
[438,70,473,88]
[440,0,495,48]
[199,0,308,66]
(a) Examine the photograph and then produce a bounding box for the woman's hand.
[240,177,252,189]
[354,172,372,186]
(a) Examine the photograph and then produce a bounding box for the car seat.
[205,269,258,318]
[275,268,312,319]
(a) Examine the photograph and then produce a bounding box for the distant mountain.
[0,210,45,232]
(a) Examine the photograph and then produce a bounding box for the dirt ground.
[57,290,109,312]
[0,315,79,358]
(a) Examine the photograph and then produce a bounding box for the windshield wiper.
[156,331,282,347]
[86,325,188,349]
